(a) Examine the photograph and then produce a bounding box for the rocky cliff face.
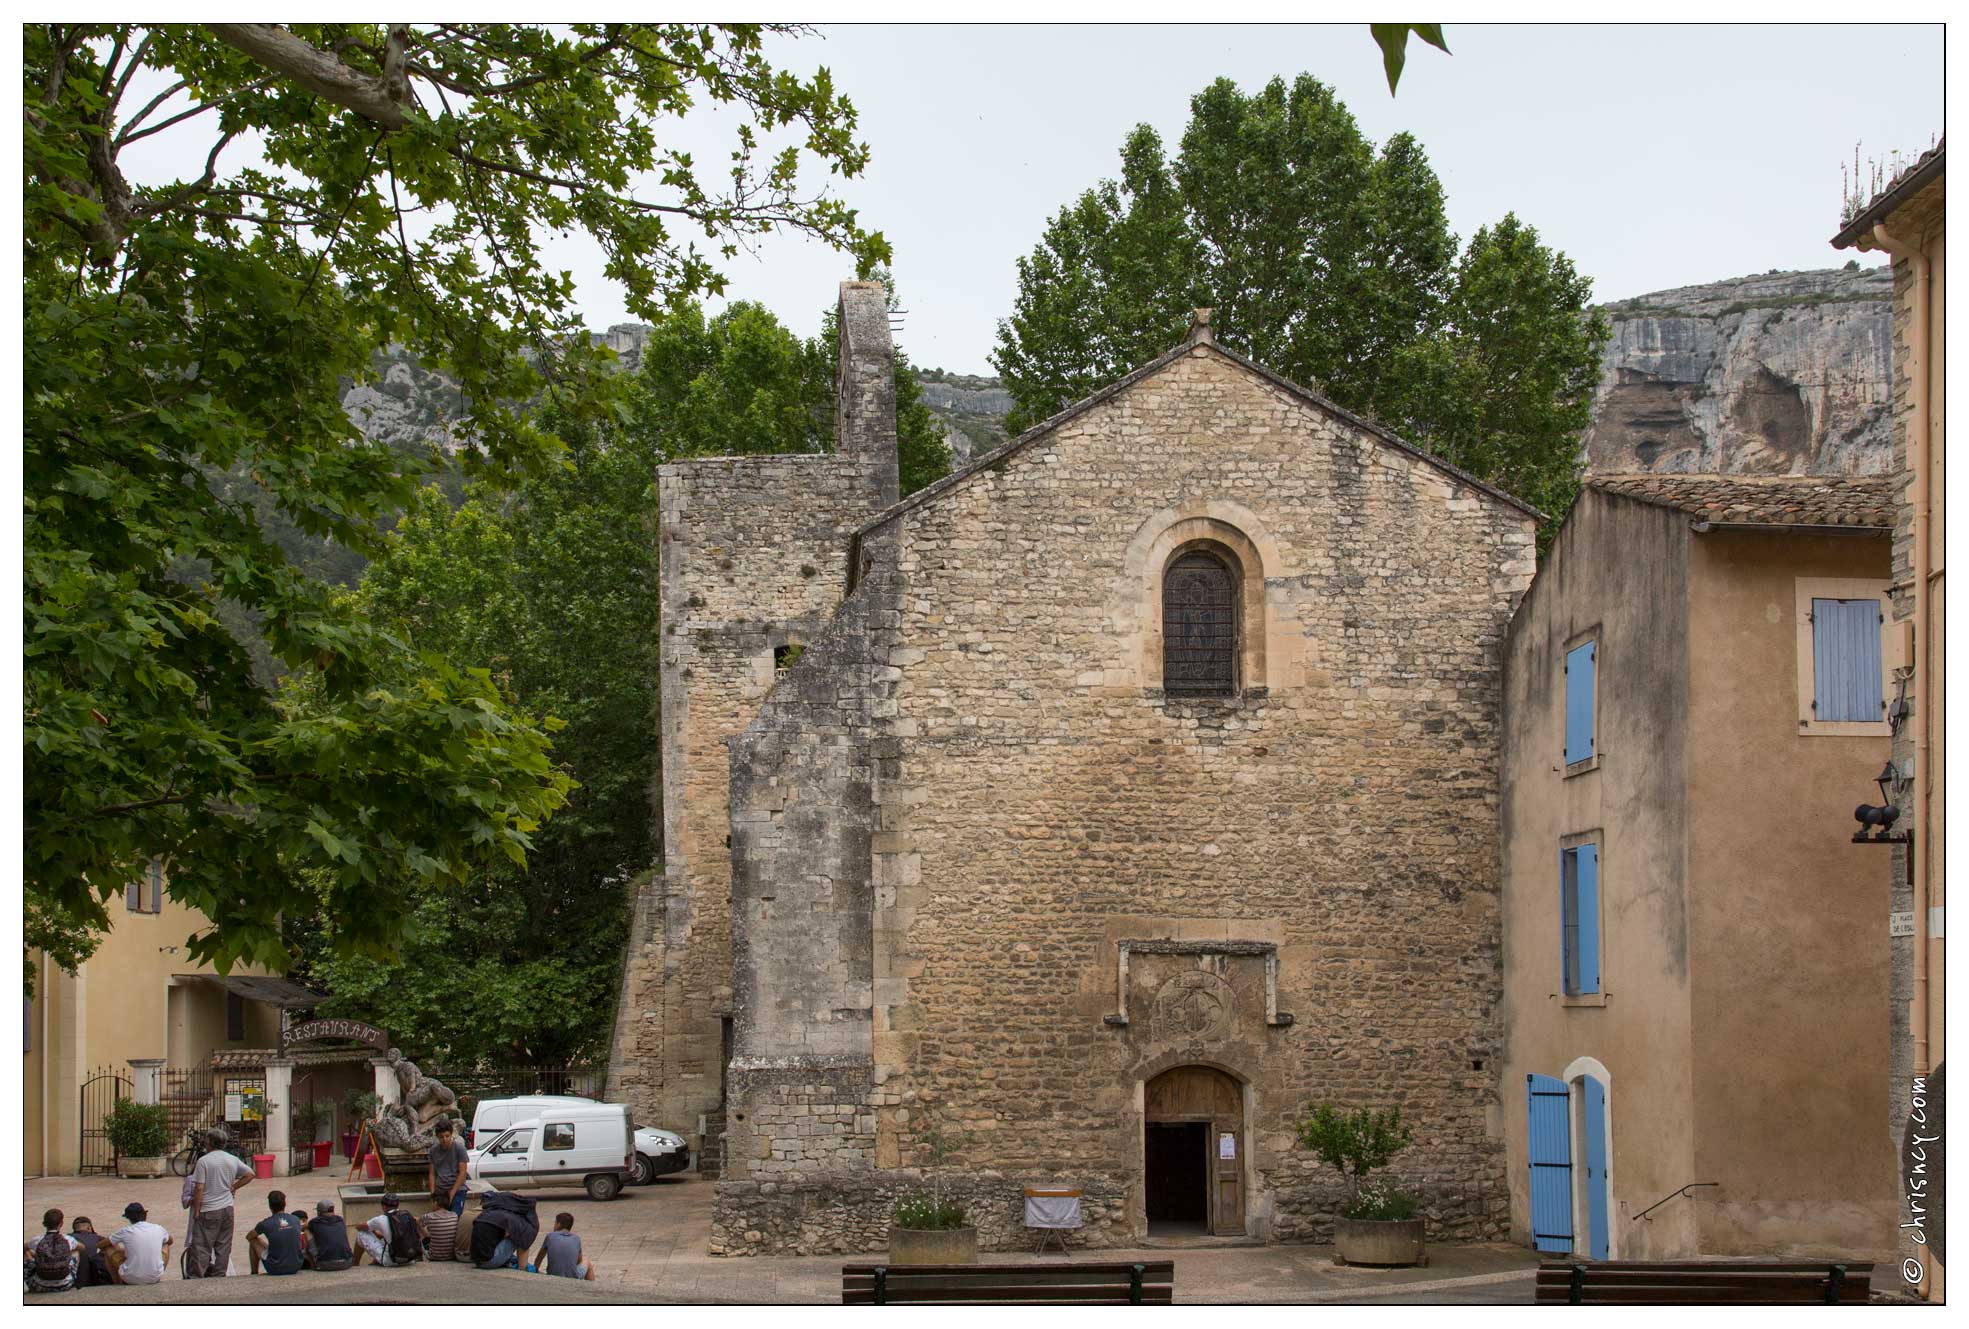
[1583,266,1895,477]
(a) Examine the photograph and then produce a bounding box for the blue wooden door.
[1581,1076,1611,1259]
[1526,1074,1573,1253]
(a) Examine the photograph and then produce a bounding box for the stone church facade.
[612,282,1539,1254]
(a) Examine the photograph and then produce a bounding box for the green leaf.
[1370,23,1451,94]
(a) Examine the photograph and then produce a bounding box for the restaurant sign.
[284,1017,389,1052]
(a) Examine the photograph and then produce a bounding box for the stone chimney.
[835,280,900,510]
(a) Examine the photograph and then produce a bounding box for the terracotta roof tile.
[1588,473,1899,528]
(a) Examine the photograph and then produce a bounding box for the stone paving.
[23,1171,1543,1304]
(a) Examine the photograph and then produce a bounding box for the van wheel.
[585,1173,622,1202]
[629,1153,655,1186]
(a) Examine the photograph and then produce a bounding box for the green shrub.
[103,1099,172,1158]
[1295,1102,1416,1213]
[341,1089,381,1123]
[893,1194,967,1231]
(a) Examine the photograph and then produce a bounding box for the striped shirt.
[422,1208,460,1262]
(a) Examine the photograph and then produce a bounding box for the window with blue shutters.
[1564,639,1596,767]
[1811,598,1884,723]
[1561,842,1600,996]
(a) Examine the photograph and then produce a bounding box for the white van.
[467,1103,633,1201]
[469,1095,688,1185]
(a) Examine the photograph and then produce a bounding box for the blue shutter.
[1582,1076,1611,1260]
[1560,848,1580,995]
[1527,1074,1574,1253]
[1576,844,1600,996]
[1564,641,1596,764]
[1813,599,1882,723]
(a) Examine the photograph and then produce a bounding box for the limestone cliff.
[1583,267,1894,477]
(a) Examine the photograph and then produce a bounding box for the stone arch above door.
[1144,1064,1247,1236]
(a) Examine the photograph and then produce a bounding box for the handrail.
[1634,1181,1718,1223]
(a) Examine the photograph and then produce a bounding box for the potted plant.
[1296,1103,1425,1267]
[294,1100,335,1169]
[341,1089,379,1158]
[890,1116,976,1265]
[105,1099,172,1179]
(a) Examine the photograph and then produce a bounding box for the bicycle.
[168,1127,252,1178]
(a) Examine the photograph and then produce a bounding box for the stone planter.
[888,1225,978,1265]
[118,1155,167,1180]
[1333,1217,1426,1267]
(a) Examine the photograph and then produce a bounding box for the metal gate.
[80,1067,133,1175]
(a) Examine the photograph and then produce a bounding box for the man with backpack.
[354,1193,425,1267]
[24,1207,80,1293]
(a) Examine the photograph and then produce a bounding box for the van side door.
[477,1127,533,1186]
[535,1120,578,1187]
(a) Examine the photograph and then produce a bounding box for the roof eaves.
[1832,142,1946,249]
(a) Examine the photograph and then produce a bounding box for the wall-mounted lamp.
[1854,760,1912,848]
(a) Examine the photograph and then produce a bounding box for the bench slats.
[843,1261,1173,1277]
[1534,1260,1871,1305]
[842,1260,1174,1306]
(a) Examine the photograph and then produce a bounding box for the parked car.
[470,1095,688,1185]
[630,1126,690,1184]
[467,1104,633,1202]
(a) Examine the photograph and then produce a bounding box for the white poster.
[1219,1132,1236,1160]
[225,1094,243,1122]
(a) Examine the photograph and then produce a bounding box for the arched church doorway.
[1144,1065,1244,1236]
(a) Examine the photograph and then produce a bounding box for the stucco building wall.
[1684,528,1896,1256]
[1500,488,1697,1259]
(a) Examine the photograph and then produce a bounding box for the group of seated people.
[24,1205,171,1290]
[245,1188,596,1281]
[28,1188,597,1290]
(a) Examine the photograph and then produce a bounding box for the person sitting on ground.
[306,1199,354,1272]
[532,1212,598,1282]
[421,1196,465,1264]
[427,1118,470,1218]
[107,1202,172,1286]
[69,1218,110,1289]
[469,1190,538,1270]
[24,1207,80,1293]
[354,1193,425,1267]
[247,1190,306,1276]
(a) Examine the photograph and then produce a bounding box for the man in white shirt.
[187,1133,256,1277]
[353,1193,424,1267]
[107,1202,171,1286]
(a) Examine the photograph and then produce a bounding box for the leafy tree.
[634,292,951,495]
[24,23,885,991]
[991,73,1606,533]
[1295,1102,1415,1202]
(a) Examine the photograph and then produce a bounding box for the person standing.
[106,1203,172,1286]
[427,1119,470,1217]
[187,1131,256,1277]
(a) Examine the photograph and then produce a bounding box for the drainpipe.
[1869,221,1936,1091]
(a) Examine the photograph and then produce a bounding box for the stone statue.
[368,1048,460,1152]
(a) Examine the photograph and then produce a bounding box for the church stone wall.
[712,341,1537,1255]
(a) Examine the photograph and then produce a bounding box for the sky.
[117,23,1945,375]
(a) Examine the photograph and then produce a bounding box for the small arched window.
[1162,548,1239,696]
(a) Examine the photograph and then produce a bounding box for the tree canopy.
[991,73,1606,529]
[24,23,886,989]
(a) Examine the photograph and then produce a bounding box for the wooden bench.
[842,1260,1175,1305]
[1536,1260,1874,1304]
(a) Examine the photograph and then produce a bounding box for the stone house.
[1832,140,1945,1302]
[1499,474,1901,1263]
[612,281,1546,1254]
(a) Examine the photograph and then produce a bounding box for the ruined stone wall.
[713,341,1536,1253]
[608,281,901,1153]
[605,453,872,1145]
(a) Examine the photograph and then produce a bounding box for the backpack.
[33,1230,74,1283]
[385,1209,424,1264]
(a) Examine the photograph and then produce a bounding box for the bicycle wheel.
[170,1147,195,1178]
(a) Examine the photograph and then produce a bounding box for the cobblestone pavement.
[24,1171,1541,1304]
